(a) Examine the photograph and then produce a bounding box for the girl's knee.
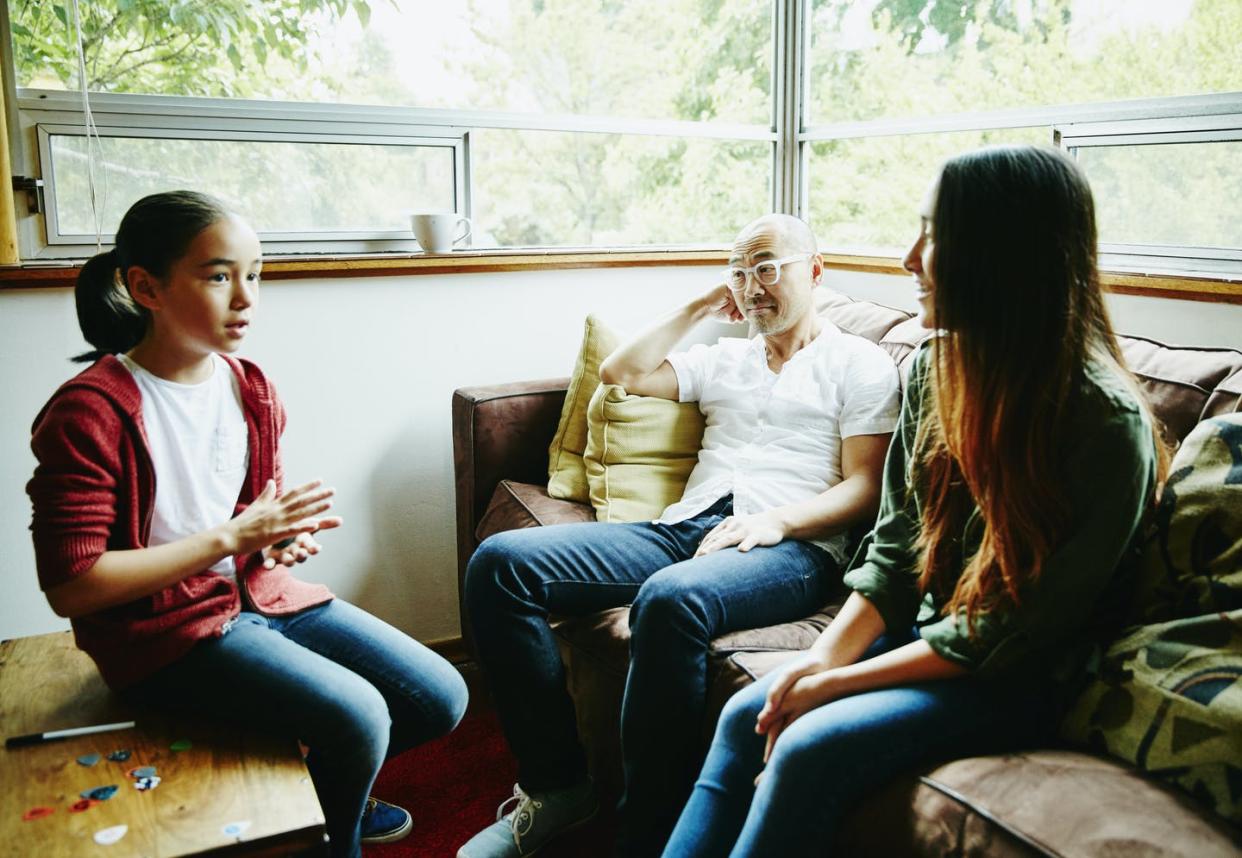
[325,680,391,764]
[428,667,469,736]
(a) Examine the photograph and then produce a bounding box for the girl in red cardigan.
[28,191,467,858]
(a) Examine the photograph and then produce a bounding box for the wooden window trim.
[0,249,1239,304]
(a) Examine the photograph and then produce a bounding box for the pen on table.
[5,720,136,748]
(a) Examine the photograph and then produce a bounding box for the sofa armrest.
[452,378,570,644]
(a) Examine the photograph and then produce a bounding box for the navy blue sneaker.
[361,796,413,845]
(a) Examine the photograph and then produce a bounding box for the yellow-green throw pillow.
[584,383,705,523]
[547,315,620,503]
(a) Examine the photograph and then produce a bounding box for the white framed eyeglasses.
[722,253,812,292]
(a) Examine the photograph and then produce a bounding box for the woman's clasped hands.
[752,653,843,783]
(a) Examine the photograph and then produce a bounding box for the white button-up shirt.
[660,322,900,564]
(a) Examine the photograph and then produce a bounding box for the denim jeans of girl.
[128,598,468,858]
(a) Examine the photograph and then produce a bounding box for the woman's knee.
[717,681,767,743]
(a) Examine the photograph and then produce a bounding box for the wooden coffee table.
[1,631,327,856]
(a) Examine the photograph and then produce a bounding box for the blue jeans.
[127,598,468,858]
[464,496,839,858]
[661,632,1059,858]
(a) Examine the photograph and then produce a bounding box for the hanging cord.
[69,0,105,251]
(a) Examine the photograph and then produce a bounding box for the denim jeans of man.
[127,598,469,858]
[464,496,839,857]
[661,630,1059,858]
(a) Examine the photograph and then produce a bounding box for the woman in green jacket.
[662,144,1167,858]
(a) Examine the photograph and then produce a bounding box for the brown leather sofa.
[452,290,1242,856]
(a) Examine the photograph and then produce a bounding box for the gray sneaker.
[457,781,598,858]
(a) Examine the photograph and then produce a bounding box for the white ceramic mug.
[410,212,472,254]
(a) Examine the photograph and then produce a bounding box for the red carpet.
[367,708,616,858]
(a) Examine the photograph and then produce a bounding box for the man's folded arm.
[771,431,891,541]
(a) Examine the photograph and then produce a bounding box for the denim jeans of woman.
[661,631,1058,858]
[127,598,469,858]
[464,495,839,857]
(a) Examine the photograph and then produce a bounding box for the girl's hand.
[221,479,340,559]
[262,522,342,569]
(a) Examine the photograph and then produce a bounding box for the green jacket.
[842,343,1158,682]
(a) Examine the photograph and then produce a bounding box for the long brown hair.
[914,145,1167,627]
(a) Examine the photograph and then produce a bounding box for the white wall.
[2,265,1240,644]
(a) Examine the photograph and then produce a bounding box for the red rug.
[367,708,616,858]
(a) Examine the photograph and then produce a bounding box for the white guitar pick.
[94,824,128,845]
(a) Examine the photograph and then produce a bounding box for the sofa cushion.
[840,750,1242,857]
[1120,336,1242,443]
[1133,414,1242,623]
[584,383,705,523]
[547,314,619,504]
[476,480,595,543]
[816,287,912,343]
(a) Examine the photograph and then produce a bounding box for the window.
[6,0,777,256]
[5,0,1242,277]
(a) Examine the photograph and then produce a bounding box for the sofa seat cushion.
[841,750,1242,858]
[476,480,595,543]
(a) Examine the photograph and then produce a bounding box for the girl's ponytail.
[70,190,229,363]
[72,248,147,363]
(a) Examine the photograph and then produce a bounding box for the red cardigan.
[27,355,333,688]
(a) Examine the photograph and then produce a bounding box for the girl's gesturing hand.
[222,479,343,563]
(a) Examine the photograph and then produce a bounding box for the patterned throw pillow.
[547,315,620,504]
[1061,414,1242,824]
[1131,414,1242,623]
[583,383,705,522]
[1060,611,1242,824]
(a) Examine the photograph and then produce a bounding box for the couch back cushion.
[814,288,1242,440]
[584,383,706,522]
[1120,336,1242,443]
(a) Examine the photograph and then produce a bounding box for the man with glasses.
[459,214,900,858]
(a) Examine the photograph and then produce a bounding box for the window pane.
[12,0,773,125]
[804,128,1050,251]
[471,130,771,247]
[1077,141,1242,249]
[49,135,455,237]
[808,0,1242,124]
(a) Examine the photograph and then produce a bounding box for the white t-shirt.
[662,322,900,564]
[118,353,249,579]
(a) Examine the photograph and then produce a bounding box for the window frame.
[2,0,1241,285]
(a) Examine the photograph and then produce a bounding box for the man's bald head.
[727,214,822,336]
[733,214,818,258]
